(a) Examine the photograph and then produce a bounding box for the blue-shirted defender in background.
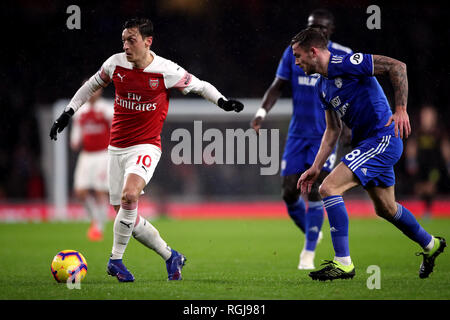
[293,27,446,281]
[251,9,352,270]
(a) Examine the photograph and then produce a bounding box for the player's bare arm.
[182,74,243,112]
[373,54,411,139]
[297,109,342,193]
[251,77,287,133]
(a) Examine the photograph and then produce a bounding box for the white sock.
[111,204,138,260]
[94,199,109,232]
[300,249,315,261]
[334,256,352,266]
[425,236,435,252]
[84,195,96,220]
[132,215,172,261]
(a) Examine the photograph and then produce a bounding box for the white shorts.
[73,150,109,191]
[108,144,162,205]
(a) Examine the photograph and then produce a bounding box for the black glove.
[49,109,74,140]
[218,98,244,113]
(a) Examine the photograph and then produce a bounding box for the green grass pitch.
[1,217,449,300]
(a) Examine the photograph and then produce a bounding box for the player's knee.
[318,182,333,198]
[374,201,397,220]
[121,188,139,208]
[75,189,88,201]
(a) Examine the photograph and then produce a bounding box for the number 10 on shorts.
[136,155,152,168]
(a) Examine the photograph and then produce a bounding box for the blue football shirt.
[276,41,352,139]
[316,53,394,146]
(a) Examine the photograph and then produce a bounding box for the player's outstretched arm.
[183,75,243,113]
[251,77,287,133]
[298,109,342,193]
[49,73,108,141]
[373,55,410,139]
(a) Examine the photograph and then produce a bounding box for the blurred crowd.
[0,1,448,201]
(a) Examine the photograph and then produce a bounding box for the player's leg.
[84,190,108,241]
[73,152,99,239]
[298,171,327,270]
[107,152,135,282]
[367,185,431,242]
[74,188,96,220]
[366,185,446,278]
[282,173,305,232]
[308,162,360,281]
[111,172,145,260]
[131,213,186,280]
[107,173,144,282]
[300,147,337,269]
[319,162,359,263]
[313,134,400,279]
[110,145,185,280]
[89,150,110,238]
[93,190,109,232]
[281,137,309,233]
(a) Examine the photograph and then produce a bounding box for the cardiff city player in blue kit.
[293,28,446,281]
[251,9,352,269]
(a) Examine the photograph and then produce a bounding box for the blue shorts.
[281,136,336,176]
[342,134,403,188]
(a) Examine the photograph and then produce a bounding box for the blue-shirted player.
[293,28,446,281]
[251,9,352,270]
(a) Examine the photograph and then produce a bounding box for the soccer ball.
[51,250,88,283]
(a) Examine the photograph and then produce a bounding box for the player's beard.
[304,59,318,75]
[303,64,313,75]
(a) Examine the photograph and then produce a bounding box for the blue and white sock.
[304,201,325,251]
[391,203,433,249]
[286,197,306,233]
[323,196,351,265]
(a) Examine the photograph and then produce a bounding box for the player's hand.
[49,109,74,141]
[218,98,244,112]
[251,116,263,134]
[385,106,411,139]
[297,166,321,194]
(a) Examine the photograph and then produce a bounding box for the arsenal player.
[50,18,244,282]
[70,84,113,242]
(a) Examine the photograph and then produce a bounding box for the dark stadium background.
[0,0,448,209]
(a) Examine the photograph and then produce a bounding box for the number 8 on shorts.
[345,149,361,161]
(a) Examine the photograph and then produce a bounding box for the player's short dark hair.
[290,27,328,50]
[123,18,154,38]
[309,8,335,25]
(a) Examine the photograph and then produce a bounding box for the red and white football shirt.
[99,51,197,150]
[71,98,113,152]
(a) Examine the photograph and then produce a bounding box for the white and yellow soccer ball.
[51,250,88,283]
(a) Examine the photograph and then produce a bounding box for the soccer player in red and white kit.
[70,85,113,241]
[50,18,244,282]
